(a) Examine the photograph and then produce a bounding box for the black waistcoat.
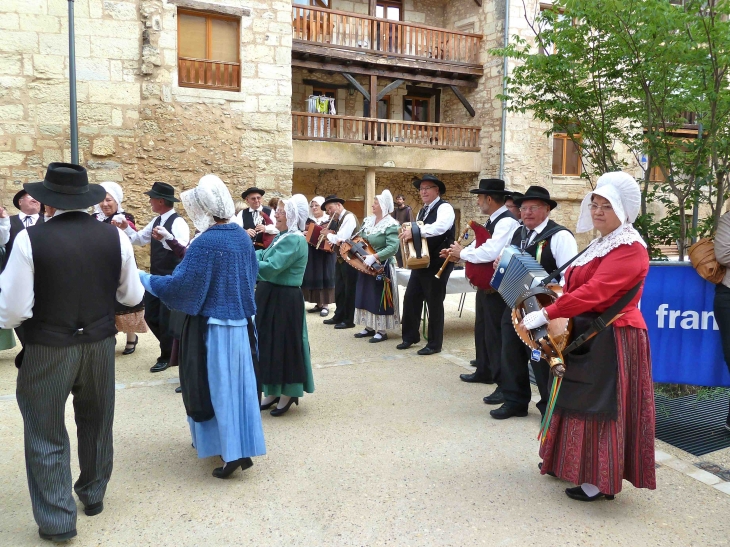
[509,219,567,281]
[24,212,121,347]
[7,214,44,260]
[240,207,272,230]
[418,200,456,268]
[150,213,182,275]
[486,209,516,236]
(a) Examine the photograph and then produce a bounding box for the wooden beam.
[435,88,441,123]
[368,0,377,16]
[449,85,476,117]
[377,79,404,101]
[292,59,479,89]
[405,85,440,97]
[292,41,483,77]
[342,72,370,101]
[369,75,378,117]
[302,79,348,90]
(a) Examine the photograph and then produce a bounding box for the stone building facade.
[0,0,596,246]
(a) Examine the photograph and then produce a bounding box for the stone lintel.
[167,0,251,18]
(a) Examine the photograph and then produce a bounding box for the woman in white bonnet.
[95,181,147,354]
[522,171,656,502]
[352,190,401,342]
[301,196,336,317]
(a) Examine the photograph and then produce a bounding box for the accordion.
[490,245,549,308]
[305,221,333,253]
[400,221,430,269]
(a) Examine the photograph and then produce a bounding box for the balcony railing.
[292,6,482,66]
[292,112,481,152]
[178,57,241,92]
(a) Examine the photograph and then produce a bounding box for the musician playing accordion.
[490,186,577,420]
[397,175,456,356]
[440,179,518,397]
[525,172,655,503]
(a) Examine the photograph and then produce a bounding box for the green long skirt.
[0,329,16,351]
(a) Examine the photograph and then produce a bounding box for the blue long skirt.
[188,318,266,461]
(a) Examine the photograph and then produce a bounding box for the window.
[177,9,241,92]
[376,0,402,21]
[293,0,329,7]
[650,164,666,182]
[552,133,581,176]
[404,97,429,122]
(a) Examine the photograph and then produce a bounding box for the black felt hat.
[505,191,523,201]
[412,174,446,195]
[241,187,266,200]
[512,185,558,210]
[469,178,510,196]
[322,194,345,207]
[23,163,106,210]
[13,189,29,210]
[144,181,179,202]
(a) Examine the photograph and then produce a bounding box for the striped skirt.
[539,326,656,495]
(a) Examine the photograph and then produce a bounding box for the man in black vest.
[489,186,578,420]
[441,179,519,388]
[398,175,456,356]
[321,195,359,329]
[4,189,44,264]
[114,182,190,372]
[0,163,144,542]
[235,186,278,248]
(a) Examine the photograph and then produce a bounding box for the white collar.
[53,209,89,218]
[248,206,263,213]
[423,197,441,210]
[338,209,349,219]
[19,212,39,221]
[489,204,509,220]
[573,223,646,267]
[158,208,176,223]
[529,217,550,235]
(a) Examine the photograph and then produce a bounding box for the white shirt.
[0,217,9,245]
[18,212,40,228]
[510,217,578,278]
[327,209,357,244]
[233,207,279,235]
[417,197,456,237]
[460,205,520,264]
[124,208,190,251]
[0,209,145,329]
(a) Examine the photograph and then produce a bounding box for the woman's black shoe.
[354,329,375,338]
[538,462,556,477]
[271,397,299,416]
[212,457,253,479]
[260,397,280,411]
[369,333,388,343]
[565,486,614,501]
[122,335,139,355]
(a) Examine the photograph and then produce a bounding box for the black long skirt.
[255,281,308,386]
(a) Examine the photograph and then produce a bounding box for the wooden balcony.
[291,6,483,87]
[178,57,241,92]
[292,112,481,152]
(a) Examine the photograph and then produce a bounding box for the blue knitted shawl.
[148,223,258,319]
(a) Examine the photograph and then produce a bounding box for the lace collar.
[573,224,647,267]
[362,214,399,236]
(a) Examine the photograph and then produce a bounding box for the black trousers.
[143,291,173,361]
[401,264,453,351]
[713,284,730,418]
[498,306,551,415]
[332,259,358,325]
[475,290,507,384]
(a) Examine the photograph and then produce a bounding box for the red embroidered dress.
[540,227,656,495]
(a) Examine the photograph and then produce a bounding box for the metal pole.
[691,122,703,245]
[68,0,79,164]
[498,0,510,180]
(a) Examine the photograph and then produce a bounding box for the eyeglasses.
[419,186,439,192]
[519,205,546,213]
[589,203,614,212]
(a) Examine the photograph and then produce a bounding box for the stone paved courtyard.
[1,294,729,546]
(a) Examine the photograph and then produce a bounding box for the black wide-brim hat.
[505,191,523,201]
[13,189,28,210]
[470,178,510,196]
[144,181,180,202]
[241,187,266,200]
[513,185,558,210]
[322,194,345,207]
[412,174,446,195]
[24,163,106,210]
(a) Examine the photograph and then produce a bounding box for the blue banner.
[642,262,730,386]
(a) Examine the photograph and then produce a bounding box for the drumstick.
[435,226,471,279]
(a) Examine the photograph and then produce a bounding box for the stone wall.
[0,0,293,231]
[331,0,446,28]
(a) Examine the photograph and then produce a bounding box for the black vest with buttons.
[418,200,456,270]
[23,212,121,347]
[150,213,182,275]
[6,214,44,262]
[486,209,516,236]
[509,220,569,281]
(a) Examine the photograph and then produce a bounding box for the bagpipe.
[253,210,275,250]
[434,220,495,289]
[399,221,430,269]
[305,218,334,253]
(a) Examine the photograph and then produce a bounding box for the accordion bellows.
[491,245,549,308]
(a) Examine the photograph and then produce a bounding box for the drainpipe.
[498,0,510,180]
[68,0,79,164]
